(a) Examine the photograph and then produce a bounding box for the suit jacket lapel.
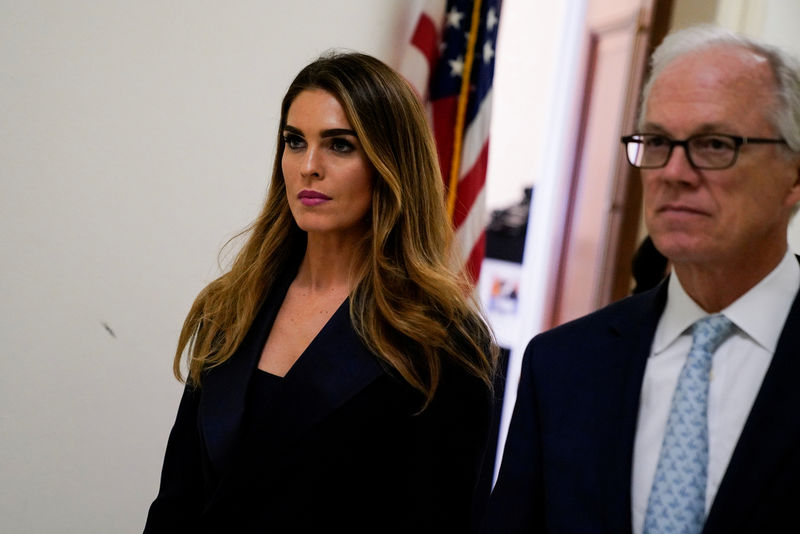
[198,275,291,472]
[202,295,385,516]
[704,280,800,533]
[199,284,384,472]
[270,298,384,451]
[602,281,668,533]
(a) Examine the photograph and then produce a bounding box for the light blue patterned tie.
[643,314,735,534]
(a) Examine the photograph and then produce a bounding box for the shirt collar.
[653,250,799,355]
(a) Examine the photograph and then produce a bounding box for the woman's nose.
[300,146,321,178]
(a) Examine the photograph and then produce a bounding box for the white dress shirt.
[631,250,800,534]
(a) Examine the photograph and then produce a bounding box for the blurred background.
[2,1,799,531]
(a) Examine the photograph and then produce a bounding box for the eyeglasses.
[620,133,786,169]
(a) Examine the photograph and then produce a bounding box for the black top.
[145,277,492,533]
[245,369,284,423]
[239,369,283,450]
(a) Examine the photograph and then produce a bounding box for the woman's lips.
[298,189,331,206]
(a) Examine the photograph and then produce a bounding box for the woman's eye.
[330,138,354,153]
[283,134,305,150]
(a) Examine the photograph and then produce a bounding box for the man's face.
[641,46,800,271]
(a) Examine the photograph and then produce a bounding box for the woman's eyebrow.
[320,128,357,138]
[282,124,357,138]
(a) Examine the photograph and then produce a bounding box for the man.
[480,25,800,533]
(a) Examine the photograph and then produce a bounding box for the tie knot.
[692,314,735,355]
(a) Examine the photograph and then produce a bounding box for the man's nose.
[658,144,700,184]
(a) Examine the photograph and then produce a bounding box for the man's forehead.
[644,45,777,133]
[655,45,773,91]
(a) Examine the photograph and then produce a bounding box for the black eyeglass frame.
[620,133,787,169]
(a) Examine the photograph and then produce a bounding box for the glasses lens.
[627,135,670,168]
[688,135,736,169]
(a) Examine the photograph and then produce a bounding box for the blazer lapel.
[703,282,800,533]
[269,298,384,450]
[602,281,668,533]
[199,276,291,472]
[200,290,385,471]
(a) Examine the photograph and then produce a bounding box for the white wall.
[485,0,588,483]
[485,0,555,212]
[0,2,415,532]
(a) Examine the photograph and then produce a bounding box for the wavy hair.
[174,51,496,405]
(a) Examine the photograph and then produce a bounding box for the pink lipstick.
[298,189,331,206]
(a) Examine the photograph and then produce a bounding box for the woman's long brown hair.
[174,52,496,406]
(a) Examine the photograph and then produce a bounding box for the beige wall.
[0,2,415,531]
[671,0,719,28]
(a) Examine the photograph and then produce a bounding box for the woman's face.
[282,89,374,242]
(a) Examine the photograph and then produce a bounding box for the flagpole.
[446,0,483,219]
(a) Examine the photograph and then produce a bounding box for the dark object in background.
[485,187,532,264]
[631,235,669,294]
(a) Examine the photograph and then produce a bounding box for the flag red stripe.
[465,229,486,282]
[452,141,489,229]
[401,0,500,280]
[431,95,458,187]
[410,14,439,73]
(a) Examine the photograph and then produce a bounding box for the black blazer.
[145,281,492,533]
[481,273,800,533]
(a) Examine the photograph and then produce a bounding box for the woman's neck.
[295,233,364,294]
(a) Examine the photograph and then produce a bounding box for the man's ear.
[787,156,800,211]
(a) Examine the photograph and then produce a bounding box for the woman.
[144,52,496,533]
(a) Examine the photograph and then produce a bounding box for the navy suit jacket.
[481,272,800,533]
[145,277,492,533]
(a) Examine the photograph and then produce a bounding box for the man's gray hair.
[637,24,800,153]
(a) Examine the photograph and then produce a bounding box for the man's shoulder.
[548,286,661,335]
[524,284,665,362]
[514,287,662,385]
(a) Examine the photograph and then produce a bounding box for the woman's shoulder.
[433,356,493,413]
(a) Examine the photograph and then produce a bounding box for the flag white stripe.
[455,185,488,264]
[398,49,432,100]
[459,88,493,180]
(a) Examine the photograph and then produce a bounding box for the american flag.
[400,0,501,282]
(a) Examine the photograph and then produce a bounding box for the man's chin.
[648,234,713,265]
